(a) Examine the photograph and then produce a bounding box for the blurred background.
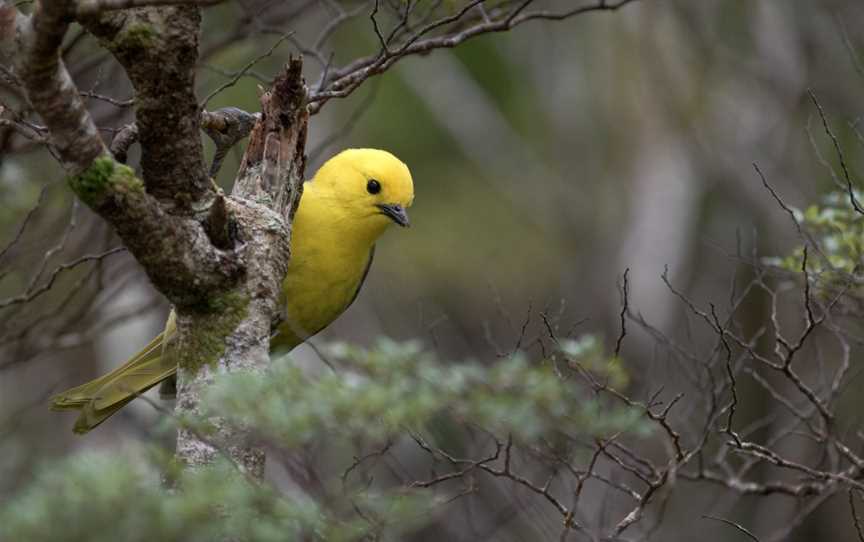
[3,1,864,540]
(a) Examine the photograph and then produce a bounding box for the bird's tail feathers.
[50,332,177,433]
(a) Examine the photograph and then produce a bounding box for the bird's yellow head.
[309,148,414,239]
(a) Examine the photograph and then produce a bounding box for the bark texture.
[80,6,212,211]
[174,62,307,475]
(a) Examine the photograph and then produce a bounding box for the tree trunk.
[173,61,308,476]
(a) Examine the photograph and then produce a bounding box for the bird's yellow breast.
[273,182,374,350]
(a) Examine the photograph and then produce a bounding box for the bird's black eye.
[366,179,381,194]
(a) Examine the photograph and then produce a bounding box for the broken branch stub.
[234,57,308,221]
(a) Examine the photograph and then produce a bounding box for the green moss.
[115,22,156,50]
[68,156,143,207]
[178,291,250,375]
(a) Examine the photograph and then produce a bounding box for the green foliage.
[2,338,645,541]
[559,335,629,389]
[765,190,864,283]
[206,337,644,446]
[0,451,429,542]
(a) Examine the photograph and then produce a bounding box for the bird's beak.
[376,203,410,227]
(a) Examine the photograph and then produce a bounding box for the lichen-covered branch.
[79,5,213,211]
[4,3,308,479]
[173,61,308,476]
[9,1,105,173]
[2,1,243,306]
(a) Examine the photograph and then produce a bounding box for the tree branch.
[4,0,244,306]
[78,5,213,211]
[174,60,308,477]
[308,0,640,113]
[9,1,105,173]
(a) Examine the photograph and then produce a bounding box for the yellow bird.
[52,148,414,433]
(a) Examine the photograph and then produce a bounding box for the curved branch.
[308,0,639,113]
[9,1,106,173]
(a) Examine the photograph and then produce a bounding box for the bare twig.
[808,89,864,216]
[308,0,640,113]
[702,514,761,542]
[199,32,294,109]
[614,268,629,358]
[0,247,125,309]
